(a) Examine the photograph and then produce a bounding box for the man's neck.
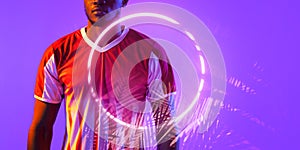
[86,22,123,48]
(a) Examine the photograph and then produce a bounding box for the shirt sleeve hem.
[34,94,62,104]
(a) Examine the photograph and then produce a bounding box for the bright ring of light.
[86,12,207,131]
[76,3,227,140]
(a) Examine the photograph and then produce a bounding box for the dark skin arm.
[27,100,61,150]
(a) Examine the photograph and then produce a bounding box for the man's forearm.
[27,125,53,150]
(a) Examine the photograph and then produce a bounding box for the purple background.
[0,0,299,149]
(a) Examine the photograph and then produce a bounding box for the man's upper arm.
[28,43,64,149]
[31,99,61,129]
[27,99,61,150]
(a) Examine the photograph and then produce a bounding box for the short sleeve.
[34,45,63,104]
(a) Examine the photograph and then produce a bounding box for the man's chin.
[97,12,120,24]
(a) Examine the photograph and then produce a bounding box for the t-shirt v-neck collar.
[80,27,129,52]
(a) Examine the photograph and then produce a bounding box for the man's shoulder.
[40,28,82,63]
[50,28,82,50]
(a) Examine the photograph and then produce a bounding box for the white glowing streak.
[201,97,213,123]
[88,71,91,84]
[199,55,206,75]
[87,46,96,69]
[198,79,204,92]
[185,31,195,41]
[87,49,95,85]
[195,45,201,51]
